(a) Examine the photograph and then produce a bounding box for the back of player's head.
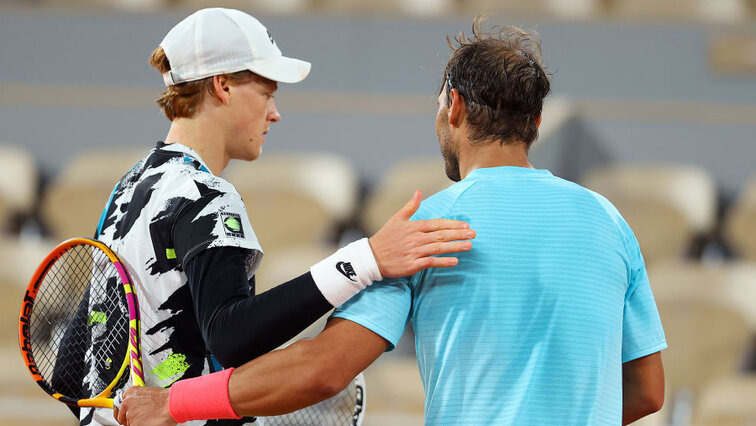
[149,8,310,121]
[443,15,551,148]
[149,48,260,121]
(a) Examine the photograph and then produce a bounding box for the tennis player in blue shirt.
[117,15,666,426]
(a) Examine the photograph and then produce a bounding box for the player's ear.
[212,75,231,105]
[534,114,542,128]
[448,88,465,127]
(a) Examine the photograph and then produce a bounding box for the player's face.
[227,77,280,162]
[436,89,461,182]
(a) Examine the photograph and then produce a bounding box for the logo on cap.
[266,30,276,46]
[221,212,245,238]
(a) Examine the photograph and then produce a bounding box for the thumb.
[393,190,422,221]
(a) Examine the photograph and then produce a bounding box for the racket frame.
[18,237,145,409]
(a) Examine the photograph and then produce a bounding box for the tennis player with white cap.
[70,8,476,426]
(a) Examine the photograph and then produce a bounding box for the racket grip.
[169,368,241,422]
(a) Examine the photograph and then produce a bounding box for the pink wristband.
[169,368,242,423]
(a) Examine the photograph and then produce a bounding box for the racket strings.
[29,245,130,400]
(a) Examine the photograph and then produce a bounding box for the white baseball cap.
[159,8,311,86]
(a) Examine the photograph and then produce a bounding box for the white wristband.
[310,237,383,307]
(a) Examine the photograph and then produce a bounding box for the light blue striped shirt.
[333,166,666,425]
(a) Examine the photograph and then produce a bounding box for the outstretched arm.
[228,318,387,415]
[622,351,665,425]
[190,190,474,367]
[115,318,387,425]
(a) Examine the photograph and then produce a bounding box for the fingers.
[116,401,127,425]
[392,190,422,221]
[413,218,469,232]
[415,255,459,271]
[421,228,476,244]
[115,388,134,425]
[416,240,472,258]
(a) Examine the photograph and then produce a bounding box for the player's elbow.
[627,380,665,420]
[304,370,347,401]
[207,345,238,368]
[623,352,665,421]
[639,386,664,415]
[639,361,665,415]
[295,342,351,400]
[204,328,253,368]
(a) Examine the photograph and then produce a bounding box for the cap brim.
[248,56,311,84]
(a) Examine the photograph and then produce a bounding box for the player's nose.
[268,99,281,123]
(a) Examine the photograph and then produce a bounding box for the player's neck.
[164,117,229,176]
[458,138,533,179]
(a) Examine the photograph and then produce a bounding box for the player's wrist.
[168,368,241,422]
[310,237,383,307]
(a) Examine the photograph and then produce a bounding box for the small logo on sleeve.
[336,261,357,282]
[221,212,245,238]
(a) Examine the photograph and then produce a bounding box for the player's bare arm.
[228,318,386,416]
[115,319,387,425]
[622,351,665,425]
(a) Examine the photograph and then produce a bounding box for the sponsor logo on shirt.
[221,212,245,238]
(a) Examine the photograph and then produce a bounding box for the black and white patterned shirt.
[82,142,263,426]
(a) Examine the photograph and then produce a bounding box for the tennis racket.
[18,237,145,409]
[261,372,366,426]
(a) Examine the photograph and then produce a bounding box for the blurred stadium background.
[1,0,756,424]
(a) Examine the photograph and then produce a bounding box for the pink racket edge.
[106,244,146,387]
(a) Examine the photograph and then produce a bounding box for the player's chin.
[240,144,262,161]
[253,145,264,160]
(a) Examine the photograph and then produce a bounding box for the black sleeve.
[53,287,90,419]
[185,246,333,368]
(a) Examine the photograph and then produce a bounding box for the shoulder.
[143,151,241,201]
[559,178,639,255]
[581,184,635,242]
[545,174,630,229]
[412,179,479,221]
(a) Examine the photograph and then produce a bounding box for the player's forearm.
[227,337,348,416]
[116,319,388,424]
[205,272,333,367]
[187,247,333,367]
[225,318,388,417]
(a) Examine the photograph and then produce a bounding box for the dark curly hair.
[442,15,551,148]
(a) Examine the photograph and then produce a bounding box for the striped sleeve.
[620,220,667,362]
[331,277,413,351]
